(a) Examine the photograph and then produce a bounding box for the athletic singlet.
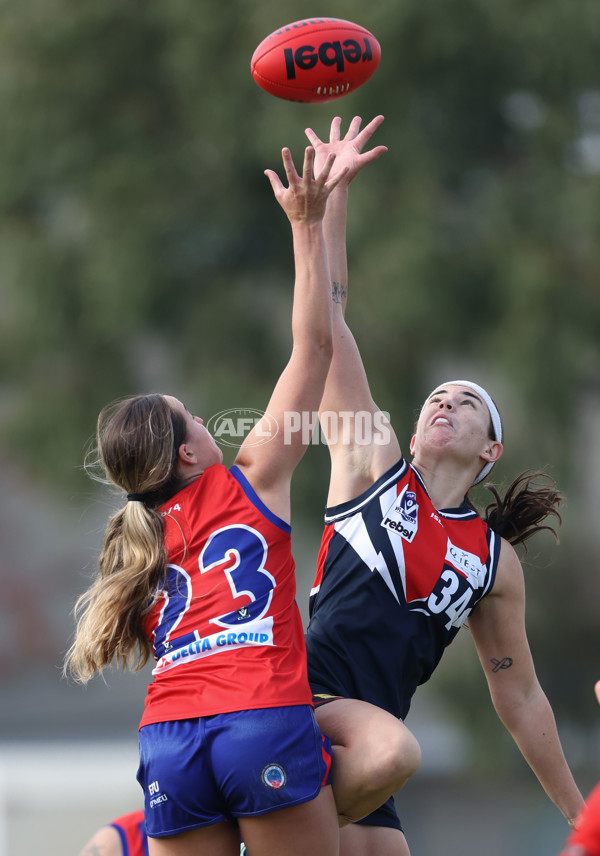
[139,464,312,728]
[109,810,147,856]
[306,457,501,720]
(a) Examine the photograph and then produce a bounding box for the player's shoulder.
[110,808,145,829]
[497,537,522,566]
[325,456,408,521]
[78,824,124,856]
[491,538,525,597]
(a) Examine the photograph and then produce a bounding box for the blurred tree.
[0,0,598,764]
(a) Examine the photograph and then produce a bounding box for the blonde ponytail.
[65,394,187,683]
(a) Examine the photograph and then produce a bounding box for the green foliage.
[1,0,599,486]
[0,0,599,757]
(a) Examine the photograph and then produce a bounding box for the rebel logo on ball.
[283,36,375,80]
[251,18,381,103]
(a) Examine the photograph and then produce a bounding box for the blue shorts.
[137,705,332,838]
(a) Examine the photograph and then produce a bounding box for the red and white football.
[251,18,381,103]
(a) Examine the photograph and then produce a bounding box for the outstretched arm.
[306,116,401,505]
[234,146,345,520]
[469,540,584,827]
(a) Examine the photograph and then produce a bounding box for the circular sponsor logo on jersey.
[261,763,287,790]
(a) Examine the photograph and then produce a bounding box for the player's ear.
[177,443,197,465]
[481,440,503,464]
[409,433,416,455]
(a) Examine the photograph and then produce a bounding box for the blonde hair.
[65,394,187,683]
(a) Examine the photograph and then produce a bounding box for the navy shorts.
[137,705,332,838]
[356,796,402,831]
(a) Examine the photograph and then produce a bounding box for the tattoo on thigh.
[491,657,513,672]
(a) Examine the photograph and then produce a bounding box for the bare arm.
[306,116,401,505]
[234,146,345,520]
[469,539,584,826]
[77,825,123,856]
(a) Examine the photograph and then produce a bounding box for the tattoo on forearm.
[82,846,104,856]
[332,281,347,304]
[491,657,513,672]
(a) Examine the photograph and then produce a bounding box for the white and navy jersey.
[306,457,500,720]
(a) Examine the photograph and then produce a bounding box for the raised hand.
[305,115,387,184]
[264,146,348,223]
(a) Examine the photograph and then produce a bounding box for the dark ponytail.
[480,470,563,549]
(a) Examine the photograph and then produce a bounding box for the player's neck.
[411,459,471,511]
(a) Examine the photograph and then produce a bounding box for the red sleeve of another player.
[558,782,600,856]
[576,782,600,853]
[110,810,146,856]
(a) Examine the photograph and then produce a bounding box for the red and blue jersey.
[306,457,500,720]
[140,464,312,728]
[109,810,147,856]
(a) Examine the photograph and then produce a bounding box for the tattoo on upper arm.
[82,845,104,856]
[332,281,347,303]
[491,657,513,672]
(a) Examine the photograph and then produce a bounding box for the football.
[251,18,381,103]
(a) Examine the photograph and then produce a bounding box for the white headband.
[426,380,502,485]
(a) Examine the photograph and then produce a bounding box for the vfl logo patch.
[261,763,287,790]
[381,488,418,542]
